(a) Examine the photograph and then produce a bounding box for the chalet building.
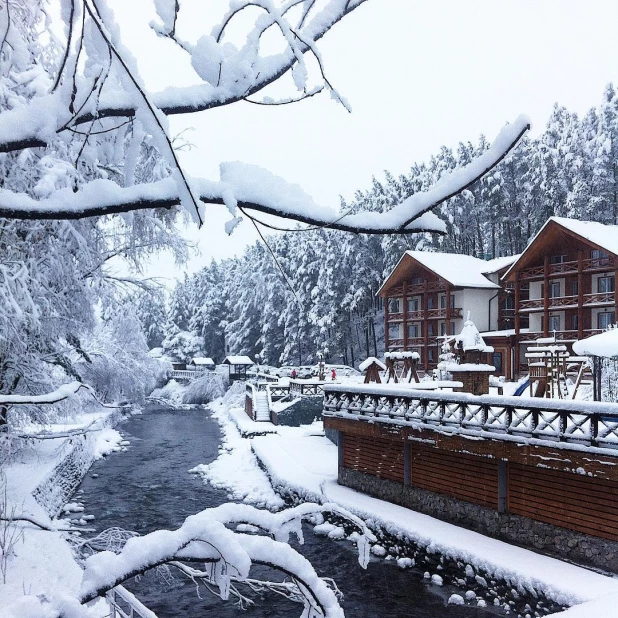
[503,217,618,376]
[378,251,518,372]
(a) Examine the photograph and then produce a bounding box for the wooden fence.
[323,384,618,450]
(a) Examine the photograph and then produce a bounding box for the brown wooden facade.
[327,414,618,548]
[378,254,512,373]
[504,219,618,376]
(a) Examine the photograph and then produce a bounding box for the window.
[572,315,579,330]
[492,353,503,374]
[440,295,446,309]
[427,297,435,310]
[440,322,447,336]
[548,281,560,298]
[427,322,435,336]
[504,294,515,310]
[388,323,402,339]
[591,249,609,260]
[407,297,419,313]
[598,312,616,330]
[550,254,568,265]
[572,280,579,296]
[411,276,424,285]
[450,322,456,336]
[548,315,560,332]
[407,324,419,339]
[388,297,402,313]
[428,348,435,362]
[598,276,615,294]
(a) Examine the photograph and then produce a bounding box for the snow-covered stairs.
[254,391,271,421]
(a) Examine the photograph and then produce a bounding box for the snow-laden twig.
[0,115,529,232]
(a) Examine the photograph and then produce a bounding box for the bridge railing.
[170,369,199,380]
[107,585,158,618]
[290,380,326,397]
[323,384,618,450]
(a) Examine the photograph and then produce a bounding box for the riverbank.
[0,408,126,616]
[200,388,618,617]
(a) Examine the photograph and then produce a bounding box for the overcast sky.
[111,0,618,285]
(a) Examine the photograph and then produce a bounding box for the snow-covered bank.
[200,391,618,617]
[0,409,126,616]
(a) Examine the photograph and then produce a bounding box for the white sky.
[110,0,618,285]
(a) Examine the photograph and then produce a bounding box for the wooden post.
[404,443,411,486]
[445,284,452,338]
[514,273,521,378]
[403,280,408,350]
[614,265,618,324]
[498,460,508,514]
[577,250,584,339]
[423,280,429,372]
[384,290,390,351]
[543,255,550,337]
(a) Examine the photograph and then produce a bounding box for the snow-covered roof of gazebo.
[455,314,494,353]
[573,328,618,359]
[223,355,254,366]
[190,357,215,366]
[359,357,387,372]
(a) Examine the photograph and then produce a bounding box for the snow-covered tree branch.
[0,0,530,233]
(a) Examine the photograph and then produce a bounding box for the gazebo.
[188,357,215,371]
[223,355,254,381]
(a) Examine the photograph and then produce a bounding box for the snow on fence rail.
[290,381,326,397]
[322,384,618,450]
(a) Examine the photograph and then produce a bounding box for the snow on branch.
[0,381,86,405]
[73,502,375,618]
[0,117,529,233]
[0,0,368,155]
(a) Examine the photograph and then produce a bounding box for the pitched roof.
[503,217,618,280]
[480,254,521,274]
[223,355,254,365]
[190,357,215,365]
[405,251,499,288]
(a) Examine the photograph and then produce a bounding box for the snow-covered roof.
[550,217,618,256]
[503,217,618,280]
[455,315,494,353]
[190,357,215,365]
[405,251,500,288]
[359,357,387,372]
[148,347,164,358]
[480,254,521,274]
[573,328,618,358]
[223,355,254,365]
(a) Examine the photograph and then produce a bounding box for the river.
[75,406,502,617]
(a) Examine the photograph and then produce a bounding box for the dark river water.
[75,406,502,618]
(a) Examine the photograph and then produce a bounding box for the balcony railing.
[519,292,615,312]
[290,380,325,396]
[518,329,603,342]
[323,384,618,450]
[519,257,614,280]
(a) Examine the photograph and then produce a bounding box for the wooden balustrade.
[323,385,618,450]
[290,380,326,396]
[520,257,614,280]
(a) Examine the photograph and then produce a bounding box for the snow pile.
[454,315,494,353]
[190,399,284,509]
[573,327,618,358]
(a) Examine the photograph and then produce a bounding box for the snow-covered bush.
[182,373,227,404]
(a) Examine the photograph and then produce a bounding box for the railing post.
[504,406,513,433]
[591,414,599,447]
[559,411,567,441]
[404,442,411,486]
[498,461,508,514]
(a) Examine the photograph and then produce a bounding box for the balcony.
[519,256,614,280]
[519,292,615,312]
[518,329,603,342]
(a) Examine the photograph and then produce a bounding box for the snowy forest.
[154,85,618,368]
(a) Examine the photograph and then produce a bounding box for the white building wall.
[459,288,497,332]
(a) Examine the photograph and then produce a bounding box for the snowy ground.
[0,410,125,617]
[201,388,618,617]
